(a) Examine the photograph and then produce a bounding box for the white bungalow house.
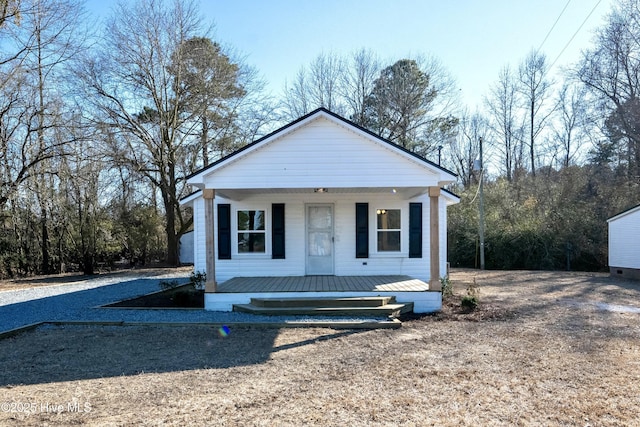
[181,108,459,313]
[608,204,640,280]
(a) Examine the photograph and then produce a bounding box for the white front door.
[306,204,334,275]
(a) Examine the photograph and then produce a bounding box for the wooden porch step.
[249,296,397,308]
[233,299,414,318]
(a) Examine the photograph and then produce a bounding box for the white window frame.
[376,208,402,253]
[235,208,268,255]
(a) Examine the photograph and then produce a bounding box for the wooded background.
[1,0,639,278]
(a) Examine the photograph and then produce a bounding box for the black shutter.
[355,203,369,258]
[272,203,285,259]
[409,202,422,258]
[217,204,231,260]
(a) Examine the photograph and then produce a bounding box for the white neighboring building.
[179,231,194,264]
[181,108,460,312]
[608,204,640,280]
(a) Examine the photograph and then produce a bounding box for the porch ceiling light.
[314,188,328,193]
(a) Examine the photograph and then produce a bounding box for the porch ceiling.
[217,186,429,201]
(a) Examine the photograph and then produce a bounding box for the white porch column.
[203,189,217,293]
[429,186,442,291]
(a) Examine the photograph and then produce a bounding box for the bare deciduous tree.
[79,0,206,266]
[578,0,640,179]
[448,110,488,187]
[518,50,554,177]
[341,48,380,125]
[79,0,264,265]
[281,52,345,120]
[550,82,589,168]
[0,0,86,210]
[485,65,523,181]
[0,0,89,274]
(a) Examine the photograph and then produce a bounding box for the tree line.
[448,0,640,270]
[1,0,639,278]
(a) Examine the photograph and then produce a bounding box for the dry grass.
[1,269,640,426]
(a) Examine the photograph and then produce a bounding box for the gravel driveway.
[0,271,384,333]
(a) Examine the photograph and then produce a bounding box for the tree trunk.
[40,205,51,274]
[165,204,179,266]
[530,99,536,177]
[83,250,94,275]
[161,170,180,266]
[202,115,209,167]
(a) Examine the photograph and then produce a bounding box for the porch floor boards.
[216,275,430,293]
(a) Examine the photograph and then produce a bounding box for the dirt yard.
[1,269,639,426]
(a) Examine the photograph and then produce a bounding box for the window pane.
[377,231,401,252]
[308,206,332,229]
[309,231,332,256]
[377,209,400,230]
[238,233,265,253]
[238,210,265,231]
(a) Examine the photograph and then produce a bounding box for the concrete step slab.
[250,296,396,308]
[233,302,414,318]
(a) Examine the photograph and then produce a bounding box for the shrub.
[159,279,180,290]
[461,277,479,311]
[461,295,478,310]
[440,276,453,298]
[189,270,206,290]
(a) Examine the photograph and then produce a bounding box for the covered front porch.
[206,275,441,313]
[218,275,430,293]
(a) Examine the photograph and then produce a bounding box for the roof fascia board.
[607,204,640,223]
[179,189,202,206]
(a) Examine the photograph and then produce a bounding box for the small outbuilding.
[179,231,194,265]
[608,204,640,280]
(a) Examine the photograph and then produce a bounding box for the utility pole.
[478,137,485,270]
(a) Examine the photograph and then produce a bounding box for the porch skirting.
[206,275,441,313]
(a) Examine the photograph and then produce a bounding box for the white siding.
[609,208,640,269]
[196,192,451,283]
[201,117,443,190]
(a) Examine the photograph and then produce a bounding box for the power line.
[549,0,603,70]
[538,0,572,52]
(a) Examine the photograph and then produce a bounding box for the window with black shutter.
[272,203,285,259]
[217,204,231,259]
[355,203,369,258]
[409,202,422,258]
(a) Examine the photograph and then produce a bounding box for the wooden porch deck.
[216,275,430,293]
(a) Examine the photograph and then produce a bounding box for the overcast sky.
[87,0,613,110]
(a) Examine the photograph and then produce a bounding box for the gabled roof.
[608,204,640,223]
[441,188,461,205]
[179,190,202,206]
[186,107,457,183]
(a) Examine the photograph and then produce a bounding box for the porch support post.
[429,186,442,291]
[203,189,217,293]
